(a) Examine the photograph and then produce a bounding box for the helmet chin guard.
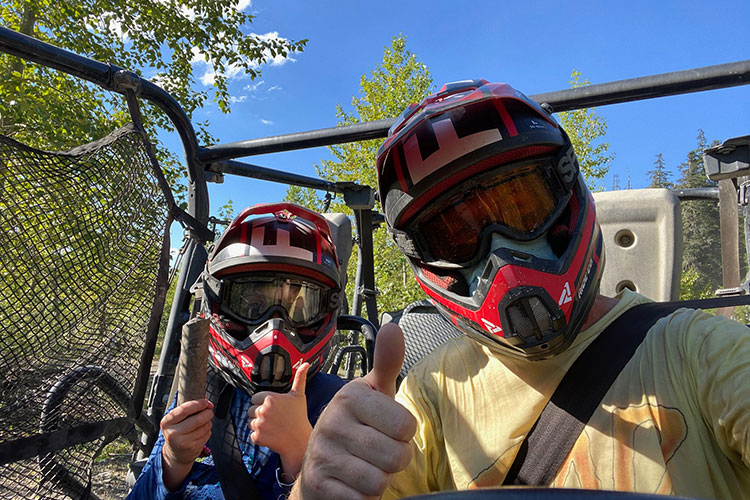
[377,80,605,359]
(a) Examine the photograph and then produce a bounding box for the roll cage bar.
[1,25,749,496]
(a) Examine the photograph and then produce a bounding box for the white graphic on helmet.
[480,317,502,334]
[558,282,573,306]
[249,226,314,261]
[403,116,502,184]
[241,356,252,369]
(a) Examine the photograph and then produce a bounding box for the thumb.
[290,362,310,395]
[363,322,405,398]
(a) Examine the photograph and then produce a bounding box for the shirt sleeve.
[686,311,750,468]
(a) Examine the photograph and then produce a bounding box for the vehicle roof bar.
[200,60,750,163]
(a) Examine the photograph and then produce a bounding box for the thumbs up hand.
[291,323,417,500]
[249,363,313,478]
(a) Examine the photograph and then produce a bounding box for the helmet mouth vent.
[259,352,288,384]
[507,296,554,341]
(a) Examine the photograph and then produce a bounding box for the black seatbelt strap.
[206,368,262,500]
[503,295,750,486]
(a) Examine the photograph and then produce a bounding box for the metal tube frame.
[2,24,750,472]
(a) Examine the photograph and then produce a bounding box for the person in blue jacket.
[129,202,348,499]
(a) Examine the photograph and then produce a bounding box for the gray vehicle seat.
[381,300,462,385]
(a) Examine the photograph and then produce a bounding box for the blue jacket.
[127,372,346,499]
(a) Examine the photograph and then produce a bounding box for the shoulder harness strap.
[503,295,750,486]
[206,367,262,500]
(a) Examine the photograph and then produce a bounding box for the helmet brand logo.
[558,282,573,306]
[241,357,252,368]
[480,318,502,334]
[557,147,578,185]
[577,258,594,301]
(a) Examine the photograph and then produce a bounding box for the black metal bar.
[208,159,340,193]
[0,25,113,83]
[357,209,379,329]
[532,60,750,113]
[672,187,720,201]
[199,119,394,162]
[199,60,750,160]
[0,418,130,465]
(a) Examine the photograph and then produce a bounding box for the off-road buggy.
[1,25,749,499]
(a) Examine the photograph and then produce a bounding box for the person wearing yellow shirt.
[291,80,750,500]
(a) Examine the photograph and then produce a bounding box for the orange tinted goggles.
[410,161,567,264]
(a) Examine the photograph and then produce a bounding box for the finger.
[321,382,416,448]
[250,391,272,406]
[164,420,212,452]
[363,322,405,398]
[341,420,413,473]
[162,398,213,426]
[291,362,310,395]
[248,404,257,420]
[305,438,394,498]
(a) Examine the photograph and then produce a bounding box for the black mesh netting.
[0,124,172,499]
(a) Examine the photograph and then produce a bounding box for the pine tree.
[647,153,673,188]
[677,130,722,296]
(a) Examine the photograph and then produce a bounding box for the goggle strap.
[203,272,223,300]
[390,227,422,259]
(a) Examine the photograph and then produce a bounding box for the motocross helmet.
[203,202,341,393]
[376,80,603,360]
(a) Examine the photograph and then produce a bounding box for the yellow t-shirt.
[384,290,750,499]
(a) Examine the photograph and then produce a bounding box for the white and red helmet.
[376,80,604,360]
[203,202,341,393]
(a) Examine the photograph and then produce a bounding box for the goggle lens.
[224,276,329,328]
[418,163,558,263]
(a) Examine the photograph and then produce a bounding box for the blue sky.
[160,0,750,227]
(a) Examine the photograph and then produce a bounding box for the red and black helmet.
[203,202,341,393]
[376,80,604,360]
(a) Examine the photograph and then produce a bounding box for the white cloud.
[243,80,265,92]
[252,31,296,67]
[200,64,245,86]
[268,85,282,92]
[235,0,252,11]
[261,119,274,125]
[230,95,248,103]
[189,32,298,87]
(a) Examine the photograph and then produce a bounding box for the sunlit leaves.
[286,35,433,314]
[558,71,614,190]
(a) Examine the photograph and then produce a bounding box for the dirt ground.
[91,456,132,499]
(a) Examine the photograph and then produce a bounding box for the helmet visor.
[223,276,330,328]
[414,160,565,264]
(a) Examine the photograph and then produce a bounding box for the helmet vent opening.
[259,353,287,383]
[507,296,553,341]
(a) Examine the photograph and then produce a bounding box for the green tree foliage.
[1,0,306,204]
[676,130,722,297]
[648,153,673,188]
[286,35,432,314]
[558,71,614,190]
